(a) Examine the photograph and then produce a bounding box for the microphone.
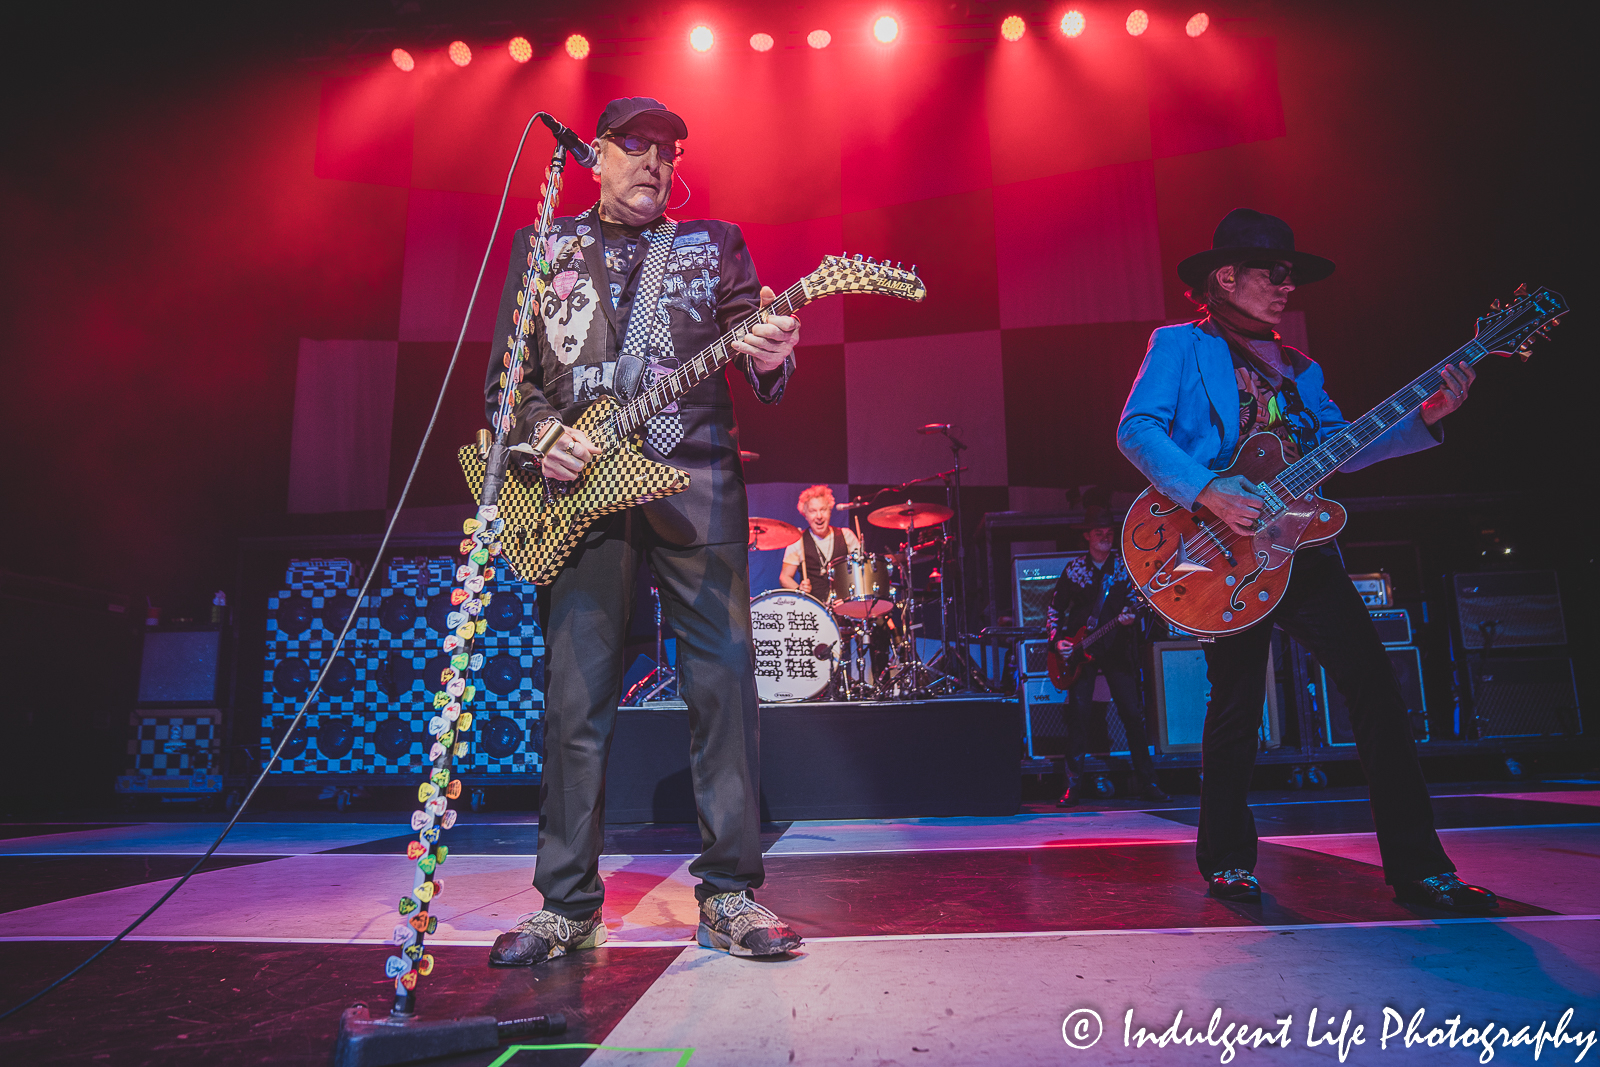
[918,423,953,435]
[539,113,597,168]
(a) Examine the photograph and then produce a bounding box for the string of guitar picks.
[385,505,506,1002]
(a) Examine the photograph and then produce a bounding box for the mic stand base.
[334,1003,565,1067]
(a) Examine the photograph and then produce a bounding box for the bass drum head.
[749,590,839,703]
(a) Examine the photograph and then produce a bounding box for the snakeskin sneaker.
[488,910,606,967]
[1394,873,1499,912]
[697,891,803,957]
[1208,869,1261,903]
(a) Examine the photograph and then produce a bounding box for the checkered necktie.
[617,218,682,455]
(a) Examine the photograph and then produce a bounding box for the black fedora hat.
[1072,505,1122,532]
[1177,208,1335,289]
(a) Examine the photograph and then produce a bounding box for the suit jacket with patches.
[483,208,793,547]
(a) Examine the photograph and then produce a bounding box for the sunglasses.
[602,132,685,165]
[1241,260,1297,286]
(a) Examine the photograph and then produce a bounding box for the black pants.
[534,510,765,918]
[1066,661,1158,785]
[1196,546,1453,885]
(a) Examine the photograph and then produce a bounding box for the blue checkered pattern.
[261,556,545,776]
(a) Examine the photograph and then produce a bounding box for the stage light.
[874,16,899,43]
[1059,10,1086,37]
[448,40,473,66]
[1001,15,1026,41]
[690,25,714,52]
[391,48,415,72]
[1126,10,1149,35]
[508,36,532,62]
[1186,12,1210,36]
[565,33,590,60]
[750,32,774,52]
[808,29,832,48]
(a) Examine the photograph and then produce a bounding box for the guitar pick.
[435,845,449,864]
[424,796,448,816]
[403,942,424,961]
[445,780,462,799]
[385,956,412,978]
[487,518,504,534]
[451,592,470,611]
[432,691,450,710]
[478,591,494,606]
[447,611,466,630]
[473,619,487,635]
[410,811,433,831]
[462,518,481,535]
[406,841,426,860]
[408,911,432,933]
[439,667,458,686]
[446,677,466,698]
[397,895,419,915]
[392,923,418,946]
[456,565,475,583]
[430,768,449,788]
[452,743,468,760]
[469,547,489,566]
[416,855,436,875]
[442,808,459,829]
[443,703,461,722]
[466,576,486,593]
[443,635,463,653]
[421,827,441,844]
[428,742,446,761]
[462,598,482,618]
[454,622,475,640]
[400,971,418,991]
[416,954,436,977]
[428,716,447,737]
[438,729,455,748]
[463,684,478,702]
[457,712,474,731]
[459,538,475,557]
[417,783,437,802]
[415,882,435,903]
[477,504,498,521]
[454,652,472,670]
[468,653,484,671]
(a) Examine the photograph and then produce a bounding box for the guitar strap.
[615,216,682,455]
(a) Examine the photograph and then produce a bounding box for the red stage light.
[1000,15,1026,42]
[873,16,899,44]
[565,34,590,60]
[508,36,532,63]
[1125,10,1149,36]
[448,40,472,66]
[391,48,415,72]
[690,25,714,52]
[750,32,774,52]
[1059,10,1086,37]
[808,29,832,49]
[1186,12,1210,37]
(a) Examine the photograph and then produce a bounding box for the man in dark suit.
[482,97,803,966]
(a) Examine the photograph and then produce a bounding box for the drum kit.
[746,498,957,703]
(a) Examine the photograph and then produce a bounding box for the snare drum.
[749,590,839,702]
[829,551,896,619]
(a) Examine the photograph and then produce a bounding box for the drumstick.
[799,539,808,590]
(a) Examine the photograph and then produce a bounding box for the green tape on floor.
[489,1043,695,1066]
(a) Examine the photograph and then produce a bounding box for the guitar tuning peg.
[1489,299,1502,311]
[853,253,864,262]
[911,264,918,274]
[866,256,876,265]
[895,261,903,269]
[1514,283,1529,297]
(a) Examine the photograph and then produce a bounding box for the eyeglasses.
[1241,260,1296,286]
[602,132,685,165]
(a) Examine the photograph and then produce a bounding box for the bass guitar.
[1122,285,1566,637]
[459,255,926,584]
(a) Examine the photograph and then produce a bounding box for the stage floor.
[3,784,1599,1065]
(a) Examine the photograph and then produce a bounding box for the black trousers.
[1065,660,1158,785]
[534,510,765,918]
[1195,546,1453,884]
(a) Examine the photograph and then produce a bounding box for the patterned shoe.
[488,910,606,967]
[1394,873,1499,913]
[1208,869,1261,903]
[697,891,803,957]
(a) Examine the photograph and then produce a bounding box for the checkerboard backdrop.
[260,557,544,776]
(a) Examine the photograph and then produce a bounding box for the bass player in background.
[1047,505,1168,805]
[1116,208,1496,911]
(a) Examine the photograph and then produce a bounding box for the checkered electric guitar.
[460,254,926,585]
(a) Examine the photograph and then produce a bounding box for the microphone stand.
[938,429,973,691]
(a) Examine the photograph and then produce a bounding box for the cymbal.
[747,517,801,551]
[867,501,954,530]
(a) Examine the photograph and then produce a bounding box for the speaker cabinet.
[1148,641,1280,753]
[1454,570,1566,649]
[1313,646,1428,746]
[1471,655,1581,739]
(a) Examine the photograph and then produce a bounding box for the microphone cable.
[0,110,552,1023]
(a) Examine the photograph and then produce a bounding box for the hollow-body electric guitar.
[1122,286,1566,637]
[460,255,926,585]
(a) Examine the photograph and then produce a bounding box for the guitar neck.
[1276,336,1493,500]
[613,281,810,438]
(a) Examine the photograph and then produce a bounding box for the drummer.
[779,485,858,600]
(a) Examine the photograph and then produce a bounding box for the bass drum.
[749,590,839,703]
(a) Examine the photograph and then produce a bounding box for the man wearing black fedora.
[1047,504,1167,805]
[1117,208,1495,911]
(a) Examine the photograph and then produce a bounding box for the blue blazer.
[1117,323,1439,510]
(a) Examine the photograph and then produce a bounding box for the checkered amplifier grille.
[128,713,219,775]
[260,556,546,776]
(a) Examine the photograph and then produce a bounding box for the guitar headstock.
[1476,284,1567,362]
[803,253,927,303]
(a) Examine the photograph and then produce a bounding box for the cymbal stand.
[624,582,679,703]
[930,430,981,692]
[877,507,947,698]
